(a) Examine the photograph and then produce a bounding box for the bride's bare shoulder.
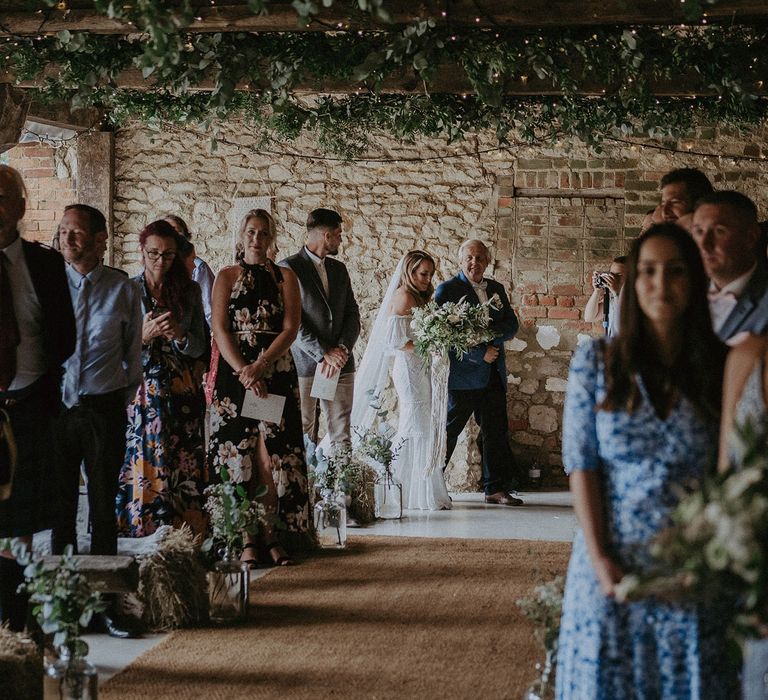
[389,287,418,316]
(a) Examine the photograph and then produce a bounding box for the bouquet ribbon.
[425,352,450,477]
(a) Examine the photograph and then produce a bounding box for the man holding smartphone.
[584,255,627,338]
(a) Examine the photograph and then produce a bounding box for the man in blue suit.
[435,239,525,505]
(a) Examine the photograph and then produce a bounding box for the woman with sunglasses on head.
[116,220,208,537]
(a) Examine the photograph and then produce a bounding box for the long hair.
[164,214,191,239]
[399,250,435,304]
[139,219,191,322]
[235,209,277,262]
[601,223,726,421]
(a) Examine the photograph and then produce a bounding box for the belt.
[71,388,125,408]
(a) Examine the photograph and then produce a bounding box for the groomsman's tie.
[62,275,91,407]
[0,252,19,392]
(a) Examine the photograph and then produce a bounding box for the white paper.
[310,363,339,401]
[241,392,286,424]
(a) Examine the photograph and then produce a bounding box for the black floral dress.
[208,261,311,548]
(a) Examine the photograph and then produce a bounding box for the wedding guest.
[279,208,360,446]
[659,167,714,230]
[691,191,768,342]
[640,206,663,233]
[209,209,310,566]
[435,239,524,505]
[556,223,734,698]
[353,250,452,510]
[0,166,75,630]
[115,220,207,537]
[165,214,215,327]
[53,205,143,556]
[718,333,767,472]
[583,255,626,338]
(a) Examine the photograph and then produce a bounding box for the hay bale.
[0,625,42,700]
[126,526,209,631]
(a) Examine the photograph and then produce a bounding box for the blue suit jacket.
[717,262,768,341]
[434,271,519,390]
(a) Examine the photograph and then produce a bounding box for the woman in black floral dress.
[208,209,311,565]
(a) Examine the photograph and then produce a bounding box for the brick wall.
[3,141,76,244]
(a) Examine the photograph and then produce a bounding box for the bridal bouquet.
[410,294,500,361]
[614,419,768,648]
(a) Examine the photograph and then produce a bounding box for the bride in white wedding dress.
[352,250,451,511]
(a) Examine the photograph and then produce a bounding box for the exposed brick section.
[3,142,76,243]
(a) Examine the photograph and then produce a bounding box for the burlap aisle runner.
[102,536,571,700]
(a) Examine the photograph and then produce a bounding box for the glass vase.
[44,643,98,700]
[375,471,403,520]
[208,548,250,624]
[523,648,556,700]
[314,490,347,548]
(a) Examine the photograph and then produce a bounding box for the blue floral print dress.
[556,340,736,700]
[207,261,310,547]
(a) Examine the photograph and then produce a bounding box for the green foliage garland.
[2,6,767,156]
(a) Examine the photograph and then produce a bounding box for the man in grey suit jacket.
[280,209,360,445]
[691,191,768,342]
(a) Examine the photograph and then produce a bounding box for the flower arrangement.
[306,437,379,524]
[0,540,107,660]
[517,575,566,654]
[614,419,768,649]
[517,575,565,700]
[202,467,269,559]
[410,295,499,361]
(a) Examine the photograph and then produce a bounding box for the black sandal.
[266,542,293,567]
[240,543,260,569]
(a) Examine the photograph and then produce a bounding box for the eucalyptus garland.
[1,6,766,157]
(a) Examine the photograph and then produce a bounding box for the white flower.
[447,314,461,324]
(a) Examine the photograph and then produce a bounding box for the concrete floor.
[75,489,576,683]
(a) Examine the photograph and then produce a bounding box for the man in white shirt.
[691,191,768,342]
[0,166,75,630]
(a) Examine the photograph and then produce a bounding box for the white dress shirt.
[1,236,47,391]
[305,246,329,297]
[709,265,755,334]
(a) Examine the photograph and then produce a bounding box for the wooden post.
[0,84,30,153]
[75,131,115,264]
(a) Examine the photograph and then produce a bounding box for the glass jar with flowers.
[5,541,106,700]
[202,468,268,623]
[356,419,402,520]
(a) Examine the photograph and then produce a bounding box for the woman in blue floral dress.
[116,220,208,536]
[208,209,310,566]
[556,224,736,699]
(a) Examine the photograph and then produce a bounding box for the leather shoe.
[484,491,524,506]
[92,611,143,639]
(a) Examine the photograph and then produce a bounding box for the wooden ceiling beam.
[1,0,768,35]
[5,67,763,97]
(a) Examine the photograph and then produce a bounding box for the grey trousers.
[298,371,354,446]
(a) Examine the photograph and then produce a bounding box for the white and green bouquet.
[614,419,768,650]
[410,294,501,361]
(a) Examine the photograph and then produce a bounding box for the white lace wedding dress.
[386,315,452,511]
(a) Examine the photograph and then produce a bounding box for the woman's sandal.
[266,542,293,567]
[240,543,260,569]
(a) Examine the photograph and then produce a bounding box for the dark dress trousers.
[435,271,525,494]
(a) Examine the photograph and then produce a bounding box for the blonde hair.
[399,250,435,303]
[235,208,277,261]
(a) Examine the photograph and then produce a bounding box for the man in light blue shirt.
[52,204,142,569]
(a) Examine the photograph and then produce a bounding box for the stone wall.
[110,122,768,489]
[9,123,768,491]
